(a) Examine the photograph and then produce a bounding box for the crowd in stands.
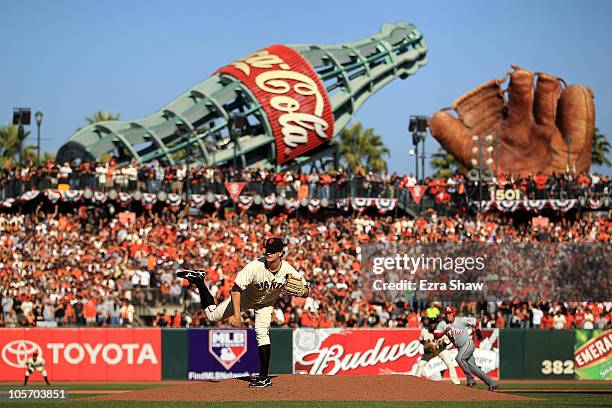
[0,202,610,330]
[1,159,610,203]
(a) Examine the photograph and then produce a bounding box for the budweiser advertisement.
[0,328,161,381]
[293,328,499,380]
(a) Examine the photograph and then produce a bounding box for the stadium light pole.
[227,113,246,221]
[564,134,572,197]
[35,111,43,164]
[564,134,571,174]
[12,108,31,165]
[185,131,191,205]
[228,112,246,173]
[409,147,417,180]
[420,134,426,180]
[471,135,494,213]
[176,123,193,217]
[409,115,429,182]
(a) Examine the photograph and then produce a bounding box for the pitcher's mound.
[88,375,532,402]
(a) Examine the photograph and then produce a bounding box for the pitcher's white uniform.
[205,256,306,346]
[25,356,47,377]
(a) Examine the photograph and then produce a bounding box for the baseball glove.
[423,341,440,356]
[284,274,305,297]
[429,65,595,175]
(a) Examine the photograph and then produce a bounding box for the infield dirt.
[87,375,534,402]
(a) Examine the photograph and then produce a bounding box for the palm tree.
[430,147,465,178]
[0,124,33,165]
[592,128,611,167]
[42,151,56,163]
[85,111,120,125]
[338,122,390,172]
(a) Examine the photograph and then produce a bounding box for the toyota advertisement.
[0,328,161,381]
[293,328,499,379]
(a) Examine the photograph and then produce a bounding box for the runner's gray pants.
[455,340,496,387]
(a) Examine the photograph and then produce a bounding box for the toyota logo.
[1,340,43,368]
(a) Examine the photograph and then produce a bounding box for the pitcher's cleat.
[466,382,476,388]
[488,385,498,392]
[249,376,272,388]
[176,269,206,283]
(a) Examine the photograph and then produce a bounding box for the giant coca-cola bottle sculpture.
[58,22,427,167]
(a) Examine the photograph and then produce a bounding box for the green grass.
[485,381,612,391]
[1,399,611,408]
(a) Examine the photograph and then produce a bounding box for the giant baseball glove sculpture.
[429,66,595,176]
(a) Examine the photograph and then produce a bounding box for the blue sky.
[1,0,611,176]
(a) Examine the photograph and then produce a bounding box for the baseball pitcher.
[24,352,50,385]
[178,237,308,388]
[434,306,497,391]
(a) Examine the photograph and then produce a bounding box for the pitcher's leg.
[251,306,273,387]
[194,280,215,309]
[176,270,214,309]
[204,297,234,322]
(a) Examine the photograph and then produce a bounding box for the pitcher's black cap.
[264,237,284,254]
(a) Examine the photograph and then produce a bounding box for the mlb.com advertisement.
[0,328,161,381]
[188,329,259,380]
[293,328,499,379]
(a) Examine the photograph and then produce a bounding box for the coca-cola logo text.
[232,50,329,148]
[218,45,334,165]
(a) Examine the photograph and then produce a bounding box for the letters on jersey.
[234,257,306,305]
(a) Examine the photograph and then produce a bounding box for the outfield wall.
[0,328,609,381]
[500,329,575,379]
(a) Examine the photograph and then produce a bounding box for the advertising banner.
[0,328,161,381]
[574,329,612,380]
[293,328,499,380]
[217,45,334,165]
[188,329,259,380]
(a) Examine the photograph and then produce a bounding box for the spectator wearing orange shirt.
[84,299,97,327]
[318,310,335,328]
[300,310,317,327]
[407,311,420,328]
[319,172,332,199]
[495,312,506,328]
[172,310,182,327]
[565,312,575,329]
[540,313,554,329]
